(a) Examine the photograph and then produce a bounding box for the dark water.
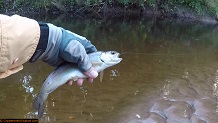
[0,15,218,123]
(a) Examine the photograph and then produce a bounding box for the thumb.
[84,67,98,78]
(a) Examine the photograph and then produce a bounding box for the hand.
[67,67,98,86]
[60,30,98,86]
[40,24,98,86]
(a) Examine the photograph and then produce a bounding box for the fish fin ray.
[33,94,45,118]
[100,71,104,82]
[38,103,44,118]
[33,95,39,110]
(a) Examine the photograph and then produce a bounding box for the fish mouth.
[100,51,122,65]
[113,53,122,62]
[107,53,122,64]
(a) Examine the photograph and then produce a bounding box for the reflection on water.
[214,70,218,113]
[214,71,218,97]
[162,79,171,100]
[0,15,218,122]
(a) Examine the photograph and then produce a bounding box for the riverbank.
[2,1,218,24]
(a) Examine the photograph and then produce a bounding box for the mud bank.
[2,3,218,25]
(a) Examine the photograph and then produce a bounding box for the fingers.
[67,68,98,86]
[84,67,98,78]
[77,78,84,86]
[66,79,84,86]
[87,78,94,83]
[67,80,73,86]
[67,78,93,87]
[84,67,97,84]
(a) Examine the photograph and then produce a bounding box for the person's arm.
[40,23,98,86]
[0,14,40,78]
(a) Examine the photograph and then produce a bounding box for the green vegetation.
[143,0,218,16]
[2,0,218,17]
[0,0,3,11]
[168,0,218,16]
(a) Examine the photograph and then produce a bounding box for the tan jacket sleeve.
[0,14,40,78]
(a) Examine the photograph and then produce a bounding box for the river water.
[0,15,218,123]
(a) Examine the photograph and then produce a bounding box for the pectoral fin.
[100,71,104,82]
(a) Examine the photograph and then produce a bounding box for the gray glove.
[40,23,97,72]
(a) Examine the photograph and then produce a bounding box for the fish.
[33,51,122,118]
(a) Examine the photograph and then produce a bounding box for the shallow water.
[0,15,218,123]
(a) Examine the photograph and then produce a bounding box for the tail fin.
[38,103,44,118]
[33,95,40,110]
[33,95,45,118]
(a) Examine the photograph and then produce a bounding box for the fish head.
[100,51,122,67]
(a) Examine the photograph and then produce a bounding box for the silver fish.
[33,51,122,118]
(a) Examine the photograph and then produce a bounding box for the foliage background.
[1,0,218,17]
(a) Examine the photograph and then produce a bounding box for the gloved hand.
[40,23,98,86]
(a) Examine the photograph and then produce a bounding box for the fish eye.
[111,51,116,55]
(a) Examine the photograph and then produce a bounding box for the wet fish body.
[33,51,122,118]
